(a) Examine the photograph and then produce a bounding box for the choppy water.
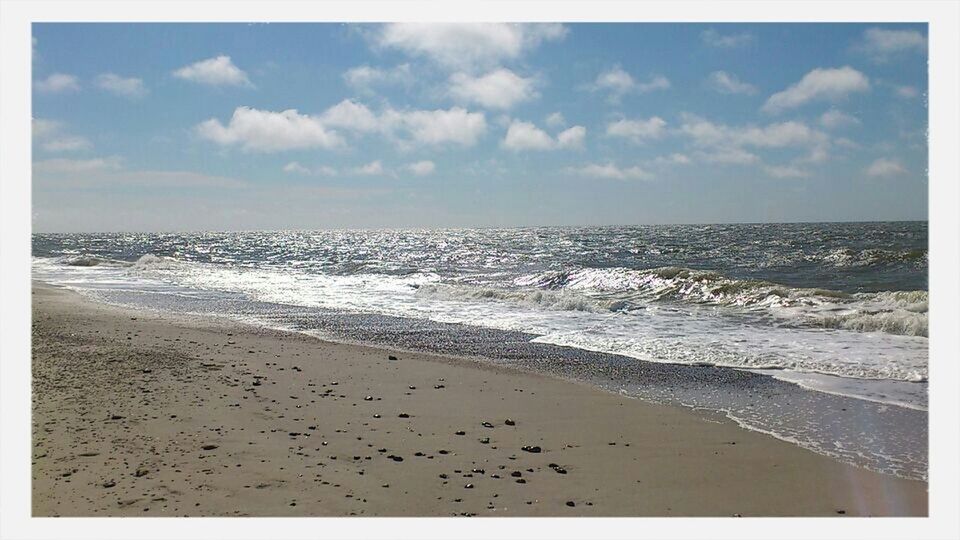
[32,222,928,479]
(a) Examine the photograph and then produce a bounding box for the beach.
[31,282,927,517]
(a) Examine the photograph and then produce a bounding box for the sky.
[31,23,928,232]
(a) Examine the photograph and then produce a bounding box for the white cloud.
[283,162,312,175]
[556,126,586,149]
[352,160,385,176]
[448,68,538,110]
[866,158,907,177]
[566,163,651,180]
[764,165,810,179]
[320,99,381,133]
[173,55,251,87]
[374,23,566,71]
[680,116,829,150]
[701,29,754,48]
[33,157,122,173]
[343,64,413,94]
[95,73,147,99]
[34,159,247,189]
[696,148,761,165]
[652,153,691,165]
[35,73,80,94]
[855,27,927,62]
[195,107,344,152]
[895,85,920,99]
[32,118,61,139]
[32,118,92,153]
[284,162,338,176]
[502,120,554,151]
[834,137,861,150]
[819,108,861,129]
[763,66,870,114]
[502,120,586,151]
[606,117,667,143]
[381,107,488,147]
[545,112,565,128]
[405,160,436,176]
[199,102,487,152]
[40,136,92,153]
[591,67,670,102]
[707,71,757,95]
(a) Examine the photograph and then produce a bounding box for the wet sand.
[31,282,927,516]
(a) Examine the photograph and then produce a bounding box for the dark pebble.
[398,413,410,418]
[201,444,219,450]
[566,501,575,507]
[481,422,494,428]
[521,445,542,453]
[504,419,516,426]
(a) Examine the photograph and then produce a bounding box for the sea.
[31,221,928,480]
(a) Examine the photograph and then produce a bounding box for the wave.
[63,255,131,267]
[515,266,928,337]
[415,283,630,314]
[815,247,927,268]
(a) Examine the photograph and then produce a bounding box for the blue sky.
[32,23,928,232]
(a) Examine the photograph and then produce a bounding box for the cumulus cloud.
[545,112,565,128]
[565,162,651,180]
[35,73,80,94]
[405,160,436,176]
[343,64,413,94]
[173,55,251,87]
[195,107,344,152]
[764,165,810,179]
[895,85,920,99]
[678,114,833,169]
[283,162,338,176]
[652,153,692,165]
[707,71,757,95]
[865,158,907,177]
[320,99,381,133]
[95,73,147,99]
[352,160,386,176]
[854,27,927,62]
[33,157,122,173]
[605,117,667,143]
[32,118,92,153]
[197,100,488,152]
[591,66,670,103]
[762,66,870,114]
[374,23,567,71]
[34,157,248,189]
[819,109,860,129]
[701,29,754,48]
[380,106,488,147]
[696,148,761,165]
[501,120,586,151]
[680,115,829,149]
[448,68,538,110]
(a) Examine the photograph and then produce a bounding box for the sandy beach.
[31,282,927,517]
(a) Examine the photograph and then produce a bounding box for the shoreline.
[31,281,928,516]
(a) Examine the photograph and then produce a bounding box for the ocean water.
[31,222,928,479]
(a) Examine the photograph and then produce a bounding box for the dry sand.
[31,282,927,516]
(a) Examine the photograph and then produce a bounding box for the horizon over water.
[32,218,928,235]
[32,220,928,480]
